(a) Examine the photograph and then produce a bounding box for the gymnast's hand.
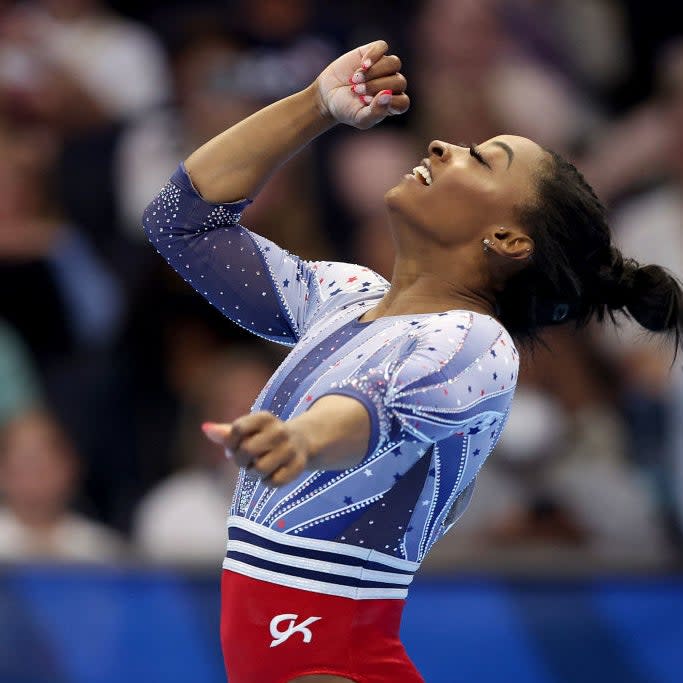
[202,412,311,487]
[313,39,410,130]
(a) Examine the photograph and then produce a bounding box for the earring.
[482,238,493,252]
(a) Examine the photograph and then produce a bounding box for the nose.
[428,140,450,160]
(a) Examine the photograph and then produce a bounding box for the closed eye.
[469,144,492,170]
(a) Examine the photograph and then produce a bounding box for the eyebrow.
[491,141,514,169]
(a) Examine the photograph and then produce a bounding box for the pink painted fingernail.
[362,58,372,70]
[362,95,373,105]
[378,90,392,105]
[352,82,366,95]
[201,422,215,431]
[351,71,365,84]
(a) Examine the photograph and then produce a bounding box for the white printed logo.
[269,613,322,648]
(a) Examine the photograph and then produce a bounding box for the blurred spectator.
[594,39,683,543]
[503,0,631,97]
[233,0,337,101]
[579,39,683,204]
[0,409,126,562]
[133,346,275,566]
[412,0,597,153]
[0,114,133,527]
[0,117,124,359]
[0,0,171,131]
[0,319,42,428]
[115,15,331,261]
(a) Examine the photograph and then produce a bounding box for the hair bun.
[597,249,638,310]
[624,264,683,333]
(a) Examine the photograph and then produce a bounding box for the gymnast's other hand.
[313,39,410,130]
[202,412,311,487]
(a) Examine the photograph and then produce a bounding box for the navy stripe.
[226,551,408,589]
[228,527,414,575]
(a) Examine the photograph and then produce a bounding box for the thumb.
[201,421,232,445]
[370,89,394,114]
[356,89,393,127]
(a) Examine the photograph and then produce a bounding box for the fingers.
[265,454,308,487]
[350,73,407,99]
[201,411,277,452]
[223,411,276,451]
[349,44,407,122]
[350,55,402,86]
[355,91,410,128]
[364,54,402,81]
[250,445,300,481]
[202,422,232,445]
[357,39,389,70]
[201,412,307,486]
[236,422,288,460]
[387,92,410,116]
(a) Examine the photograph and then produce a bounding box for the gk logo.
[269,613,322,648]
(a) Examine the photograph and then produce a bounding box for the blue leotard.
[143,164,519,599]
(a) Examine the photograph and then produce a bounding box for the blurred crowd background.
[1,0,683,574]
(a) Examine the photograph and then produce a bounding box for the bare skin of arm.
[203,394,371,484]
[185,85,335,202]
[184,40,408,203]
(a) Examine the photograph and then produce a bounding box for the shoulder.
[415,311,516,354]
[385,311,517,389]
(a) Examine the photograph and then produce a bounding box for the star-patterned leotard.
[143,163,519,599]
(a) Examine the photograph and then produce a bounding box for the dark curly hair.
[497,150,683,351]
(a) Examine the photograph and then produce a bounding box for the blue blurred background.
[1,1,683,681]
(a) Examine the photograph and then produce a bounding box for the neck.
[365,254,497,321]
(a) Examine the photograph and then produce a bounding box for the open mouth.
[412,164,432,186]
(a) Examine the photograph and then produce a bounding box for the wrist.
[302,81,337,129]
[285,416,318,467]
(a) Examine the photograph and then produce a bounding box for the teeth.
[412,165,432,185]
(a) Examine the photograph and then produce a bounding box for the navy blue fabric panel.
[263,318,368,416]
[334,446,433,556]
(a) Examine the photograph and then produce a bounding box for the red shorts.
[220,569,424,683]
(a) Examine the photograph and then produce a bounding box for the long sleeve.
[142,163,387,346]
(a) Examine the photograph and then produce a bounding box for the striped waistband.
[223,516,418,600]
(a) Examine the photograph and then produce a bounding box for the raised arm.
[143,40,408,345]
[184,39,409,202]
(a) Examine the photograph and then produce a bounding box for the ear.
[488,226,534,260]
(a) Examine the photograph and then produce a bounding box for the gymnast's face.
[385,135,548,247]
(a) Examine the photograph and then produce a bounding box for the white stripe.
[227,516,419,572]
[227,539,413,586]
[222,558,408,600]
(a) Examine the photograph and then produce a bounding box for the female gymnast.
[143,40,683,683]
